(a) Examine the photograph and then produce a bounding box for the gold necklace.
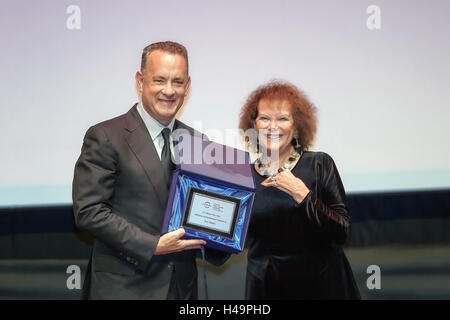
[254,148,302,177]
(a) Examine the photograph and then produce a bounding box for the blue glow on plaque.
[168,173,253,251]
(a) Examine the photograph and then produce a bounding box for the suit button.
[168,262,173,269]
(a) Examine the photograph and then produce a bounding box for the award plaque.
[161,136,255,253]
[182,187,241,240]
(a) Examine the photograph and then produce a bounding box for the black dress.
[246,151,360,300]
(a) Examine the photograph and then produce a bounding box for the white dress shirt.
[137,103,175,160]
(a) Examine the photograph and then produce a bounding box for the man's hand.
[154,228,206,255]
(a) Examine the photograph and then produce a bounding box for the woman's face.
[255,98,295,157]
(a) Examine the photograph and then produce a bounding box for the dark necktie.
[161,128,175,187]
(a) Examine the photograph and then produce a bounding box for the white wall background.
[1,0,449,206]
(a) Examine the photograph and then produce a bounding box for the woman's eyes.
[258,117,289,121]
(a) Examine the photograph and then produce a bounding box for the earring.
[294,133,301,150]
[246,136,259,154]
[255,137,260,153]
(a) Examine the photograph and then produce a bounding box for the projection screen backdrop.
[1,0,449,207]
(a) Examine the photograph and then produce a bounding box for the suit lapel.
[124,104,168,208]
[174,119,195,135]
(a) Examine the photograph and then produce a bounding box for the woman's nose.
[269,120,278,130]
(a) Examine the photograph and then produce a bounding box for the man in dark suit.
[72,41,223,299]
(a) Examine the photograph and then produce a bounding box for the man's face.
[136,50,191,126]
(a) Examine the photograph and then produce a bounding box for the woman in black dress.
[239,81,360,299]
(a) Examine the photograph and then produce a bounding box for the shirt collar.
[137,102,175,141]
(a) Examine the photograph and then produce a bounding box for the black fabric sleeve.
[301,153,350,244]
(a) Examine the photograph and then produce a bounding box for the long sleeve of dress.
[301,153,350,244]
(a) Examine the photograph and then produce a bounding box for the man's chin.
[156,112,177,125]
[154,105,177,116]
[156,104,179,114]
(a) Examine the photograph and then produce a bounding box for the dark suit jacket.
[72,104,225,299]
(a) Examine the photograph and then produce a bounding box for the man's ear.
[135,70,144,92]
[185,76,191,96]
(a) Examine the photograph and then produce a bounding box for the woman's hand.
[261,170,310,204]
